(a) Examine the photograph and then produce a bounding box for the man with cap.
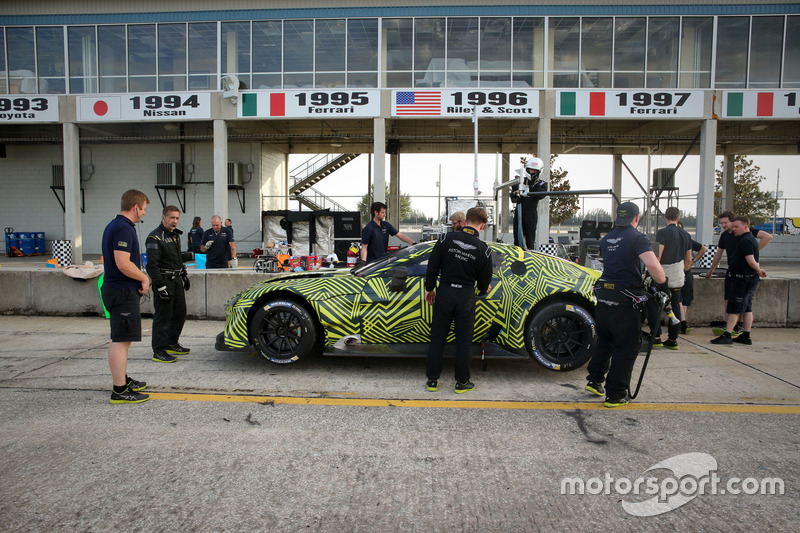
[585,202,668,408]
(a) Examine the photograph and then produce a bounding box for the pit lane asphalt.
[0,316,797,532]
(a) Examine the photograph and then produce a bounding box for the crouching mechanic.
[585,202,667,408]
[146,205,193,363]
[424,207,493,394]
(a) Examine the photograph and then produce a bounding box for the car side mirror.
[389,267,408,291]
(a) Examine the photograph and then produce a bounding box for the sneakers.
[604,395,630,408]
[651,337,664,348]
[110,387,149,404]
[733,333,752,345]
[710,333,733,345]
[152,351,178,363]
[454,381,475,394]
[733,323,744,336]
[680,322,692,334]
[126,375,147,392]
[713,326,742,337]
[711,327,726,336]
[585,381,605,396]
[426,379,438,392]
[663,339,679,350]
[166,343,190,355]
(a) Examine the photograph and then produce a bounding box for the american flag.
[395,91,441,115]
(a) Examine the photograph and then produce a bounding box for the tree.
[715,155,777,224]
[547,155,580,225]
[357,184,412,223]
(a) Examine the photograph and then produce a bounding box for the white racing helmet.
[525,157,544,174]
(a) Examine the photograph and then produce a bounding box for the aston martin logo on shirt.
[454,240,477,251]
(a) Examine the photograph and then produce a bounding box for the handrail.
[290,153,342,185]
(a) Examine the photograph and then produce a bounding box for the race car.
[217,241,600,371]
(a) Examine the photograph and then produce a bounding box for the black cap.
[615,202,640,226]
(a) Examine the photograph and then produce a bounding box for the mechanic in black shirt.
[585,202,667,408]
[146,205,193,363]
[705,210,772,336]
[424,207,493,394]
[677,220,707,334]
[711,215,766,345]
[652,206,692,349]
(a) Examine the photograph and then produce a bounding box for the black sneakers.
[110,387,149,404]
[585,381,605,396]
[152,351,178,363]
[426,379,438,392]
[651,337,664,348]
[454,381,475,394]
[604,395,630,408]
[166,343,190,355]
[126,375,147,392]
[710,333,733,345]
[663,339,679,350]
[733,332,753,345]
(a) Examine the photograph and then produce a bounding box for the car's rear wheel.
[526,301,595,371]
[250,300,316,364]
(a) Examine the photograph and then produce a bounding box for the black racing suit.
[146,224,189,353]
[425,226,493,384]
[512,177,547,250]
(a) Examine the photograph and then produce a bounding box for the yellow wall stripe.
[146,392,800,414]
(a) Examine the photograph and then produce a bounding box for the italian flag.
[726,92,775,117]
[241,93,286,117]
[560,92,606,116]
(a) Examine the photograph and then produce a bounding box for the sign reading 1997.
[0,96,59,122]
[557,90,704,118]
[391,90,539,117]
[77,92,211,121]
[239,90,381,118]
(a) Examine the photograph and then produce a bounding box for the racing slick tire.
[250,299,317,364]
[526,301,596,371]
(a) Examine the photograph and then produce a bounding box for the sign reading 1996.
[392,90,539,117]
[239,90,381,118]
[77,92,211,121]
[0,96,59,122]
[557,90,704,118]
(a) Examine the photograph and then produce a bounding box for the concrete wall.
[1,270,797,326]
[0,142,275,256]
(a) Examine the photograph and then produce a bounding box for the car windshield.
[351,242,431,276]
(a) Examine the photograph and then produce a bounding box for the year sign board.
[77,93,211,122]
[0,96,59,122]
[238,90,381,118]
[557,90,704,118]
[723,91,800,118]
[392,90,539,117]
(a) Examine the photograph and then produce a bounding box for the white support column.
[501,153,510,233]
[213,119,228,221]
[536,117,551,249]
[722,150,735,213]
[389,154,400,227]
[612,153,623,213]
[697,119,718,246]
[62,122,82,263]
[373,118,386,203]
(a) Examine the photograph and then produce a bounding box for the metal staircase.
[289,153,359,211]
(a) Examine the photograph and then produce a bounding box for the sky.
[291,152,799,221]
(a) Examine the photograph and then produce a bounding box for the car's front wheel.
[250,300,317,364]
[526,301,595,371]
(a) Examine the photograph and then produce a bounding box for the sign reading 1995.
[238,90,381,118]
[0,96,59,122]
[77,92,211,121]
[557,90,704,118]
[392,90,539,117]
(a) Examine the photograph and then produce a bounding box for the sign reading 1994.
[0,96,59,122]
[557,90,704,118]
[77,92,211,122]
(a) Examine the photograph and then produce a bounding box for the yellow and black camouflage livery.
[222,242,600,369]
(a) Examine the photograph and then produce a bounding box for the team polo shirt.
[718,227,760,262]
[656,223,691,264]
[727,233,759,275]
[101,214,141,290]
[599,225,653,287]
[202,227,234,268]
[361,219,398,262]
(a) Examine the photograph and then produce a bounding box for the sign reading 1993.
[392,90,539,117]
[0,96,59,122]
[77,92,211,121]
[238,90,381,118]
[557,90,704,118]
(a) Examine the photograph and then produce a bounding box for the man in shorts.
[101,189,151,404]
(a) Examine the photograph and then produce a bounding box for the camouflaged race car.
[217,241,600,371]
